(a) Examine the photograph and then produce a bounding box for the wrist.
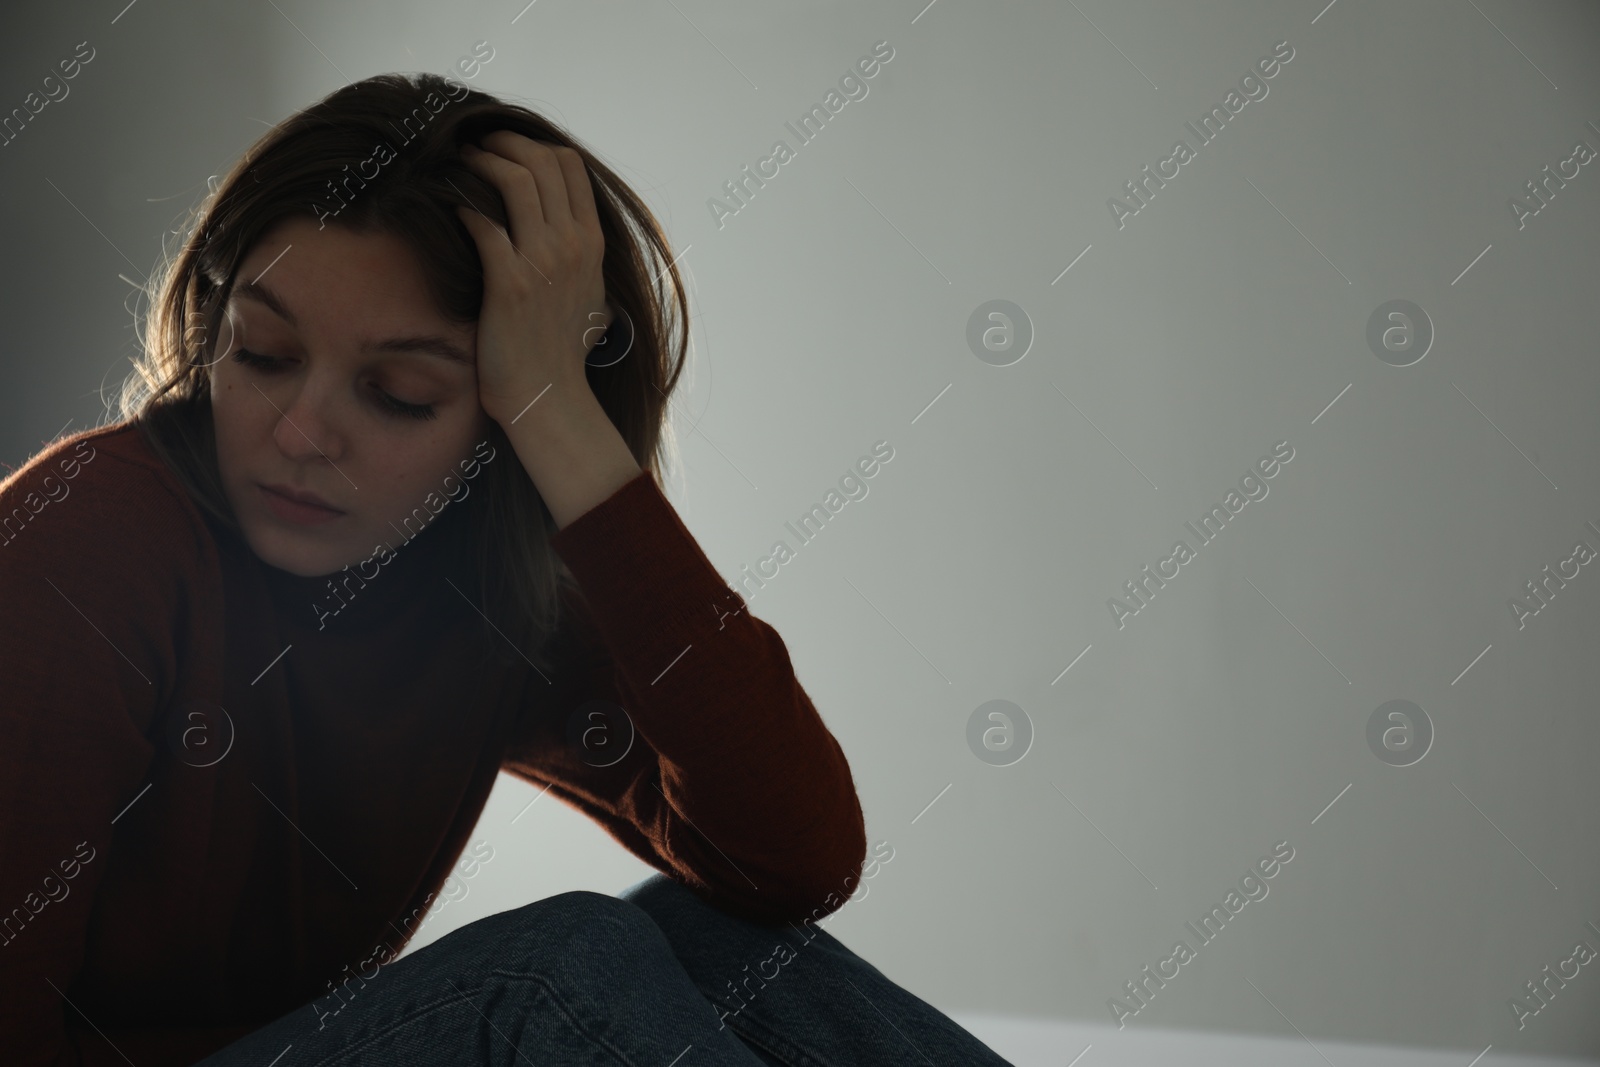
[481,369,591,430]
[494,379,643,530]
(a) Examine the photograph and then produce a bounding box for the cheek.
[209,375,249,466]
[380,433,483,507]
[208,370,280,492]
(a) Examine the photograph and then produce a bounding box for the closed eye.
[229,348,438,421]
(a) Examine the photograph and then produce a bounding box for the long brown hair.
[116,71,689,676]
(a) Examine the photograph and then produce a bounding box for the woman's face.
[210,216,490,577]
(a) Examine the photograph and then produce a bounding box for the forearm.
[529,466,871,919]
[495,376,643,531]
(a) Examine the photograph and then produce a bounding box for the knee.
[491,890,657,953]
[532,888,646,923]
[615,872,687,914]
[617,873,769,935]
[405,892,663,1011]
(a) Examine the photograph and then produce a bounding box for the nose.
[266,377,346,467]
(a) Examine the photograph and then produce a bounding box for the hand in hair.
[455,130,613,427]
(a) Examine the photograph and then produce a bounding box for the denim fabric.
[616,873,1015,1067]
[192,875,1014,1066]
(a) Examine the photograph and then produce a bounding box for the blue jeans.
[193,873,1015,1065]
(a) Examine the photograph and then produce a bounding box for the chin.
[244,525,352,578]
[226,479,359,577]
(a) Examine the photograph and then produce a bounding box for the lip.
[259,483,345,525]
[261,483,342,511]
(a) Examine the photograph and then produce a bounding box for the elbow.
[719,789,869,927]
[781,787,870,925]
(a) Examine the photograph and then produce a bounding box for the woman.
[0,73,1013,1065]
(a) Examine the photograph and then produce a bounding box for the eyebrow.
[233,280,475,366]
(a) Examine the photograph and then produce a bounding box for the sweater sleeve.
[499,469,867,926]
[0,437,191,1067]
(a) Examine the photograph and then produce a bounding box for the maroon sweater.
[0,421,866,1067]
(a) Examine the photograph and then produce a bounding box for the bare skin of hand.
[455,130,613,423]
[456,131,641,529]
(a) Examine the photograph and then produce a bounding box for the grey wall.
[4,0,1598,1058]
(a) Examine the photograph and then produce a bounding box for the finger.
[454,204,517,286]
[454,158,553,287]
[460,143,545,249]
[553,146,603,240]
[479,131,574,230]
[453,170,553,288]
[454,202,509,251]
[448,173,516,252]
